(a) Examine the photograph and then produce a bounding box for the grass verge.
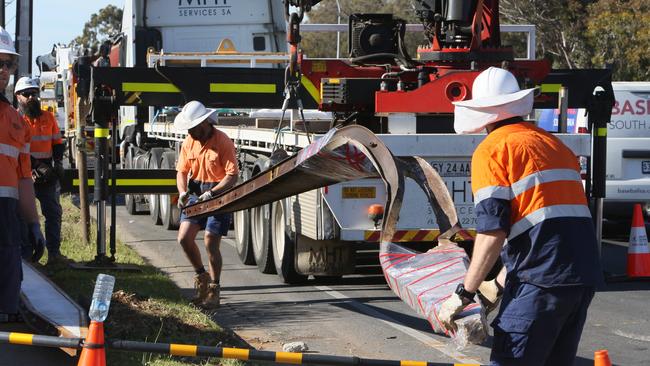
[38,194,243,365]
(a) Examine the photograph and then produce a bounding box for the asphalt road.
[2,203,648,365]
[114,207,650,366]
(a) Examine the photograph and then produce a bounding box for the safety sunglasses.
[0,60,17,70]
[18,90,39,98]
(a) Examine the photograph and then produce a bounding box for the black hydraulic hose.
[349,53,409,67]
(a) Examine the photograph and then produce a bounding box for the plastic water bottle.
[88,274,115,322]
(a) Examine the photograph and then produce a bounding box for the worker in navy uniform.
[15,76,67,266]
[438,67,603,365]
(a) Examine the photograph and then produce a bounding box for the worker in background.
[438,67,603,365]
[0,26,46,322]
[14,76,67,266]
[93,40,111,67]
[174,101,238,309]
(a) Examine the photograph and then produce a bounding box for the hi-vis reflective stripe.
[209,83,276,93]
[94,128,110,138]
[72,178,177,187]
[122,82,180,93]
[597,128,607,137]
[511,169,581,197]
[474,185,511,204]
[8,332,33,345]
[0,142,20,159]
[30,134,55,141]
[509,204,592,240]
[540,84,562,93]
[364,229,477,242]
[22,144,30,153]
[301,75,320,104]
[474,169,582,205]
[30,151,53,159]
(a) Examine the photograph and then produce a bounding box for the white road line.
[314,285,483,364]
[223,237,482,363]
[613,329,650,343]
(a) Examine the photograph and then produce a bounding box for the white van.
[604,82,650,222]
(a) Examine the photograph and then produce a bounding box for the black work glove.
[32,161,56,184]
[53,160,65,181]
[28,222,46,263]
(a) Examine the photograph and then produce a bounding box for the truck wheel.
[251,204,275,274]
[159,151,180,230]
[271,199,307,284]
[234,209,255,265]
[132,149,150,214]
[148,148,165,225]
[234,169,255,265]
[124,147,137,215]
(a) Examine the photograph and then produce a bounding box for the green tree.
[586,0,650,81]
[499,0,594,69]
[73,5,123,53]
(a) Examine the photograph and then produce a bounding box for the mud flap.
[295,234,355,276]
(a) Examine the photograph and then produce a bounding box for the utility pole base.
[68,255,141,272]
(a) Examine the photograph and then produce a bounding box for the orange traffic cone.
[594,349,612,366]
[77,321,106,366]
[627,204,650,278]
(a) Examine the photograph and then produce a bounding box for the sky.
[4,0,118,74]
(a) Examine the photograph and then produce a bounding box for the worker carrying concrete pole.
[0,25,45,322]
[438,67,604,365]
[14,76,67,266]
[174,101,239,309]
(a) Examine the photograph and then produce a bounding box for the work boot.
[46,253,70,267]
[201,283,220,309]
[478,278,503,315]
[191,272,211,306]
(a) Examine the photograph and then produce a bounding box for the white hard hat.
[452,67,535,134]
[173,100,217,131]
[0,26,19,56]
[14,76,40,94]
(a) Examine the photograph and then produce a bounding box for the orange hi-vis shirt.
[21,110,63,160]
[471,121,602,287]
[0,100,32,199]
[176,127,239,184]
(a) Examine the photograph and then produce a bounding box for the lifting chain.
[271,1,314,154]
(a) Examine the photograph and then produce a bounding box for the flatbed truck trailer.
[77,0,614,283]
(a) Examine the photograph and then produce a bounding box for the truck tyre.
[271,199,307,284]
[132,149,149,214]
[124,147,137,215]
[148,148,165,225]
[234,168,255,265]
[251,204,275,273]
[159,151,180,230]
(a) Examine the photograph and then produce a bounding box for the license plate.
[342,186,376,199]
[429,161,471,177]
[643,161,650,174]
